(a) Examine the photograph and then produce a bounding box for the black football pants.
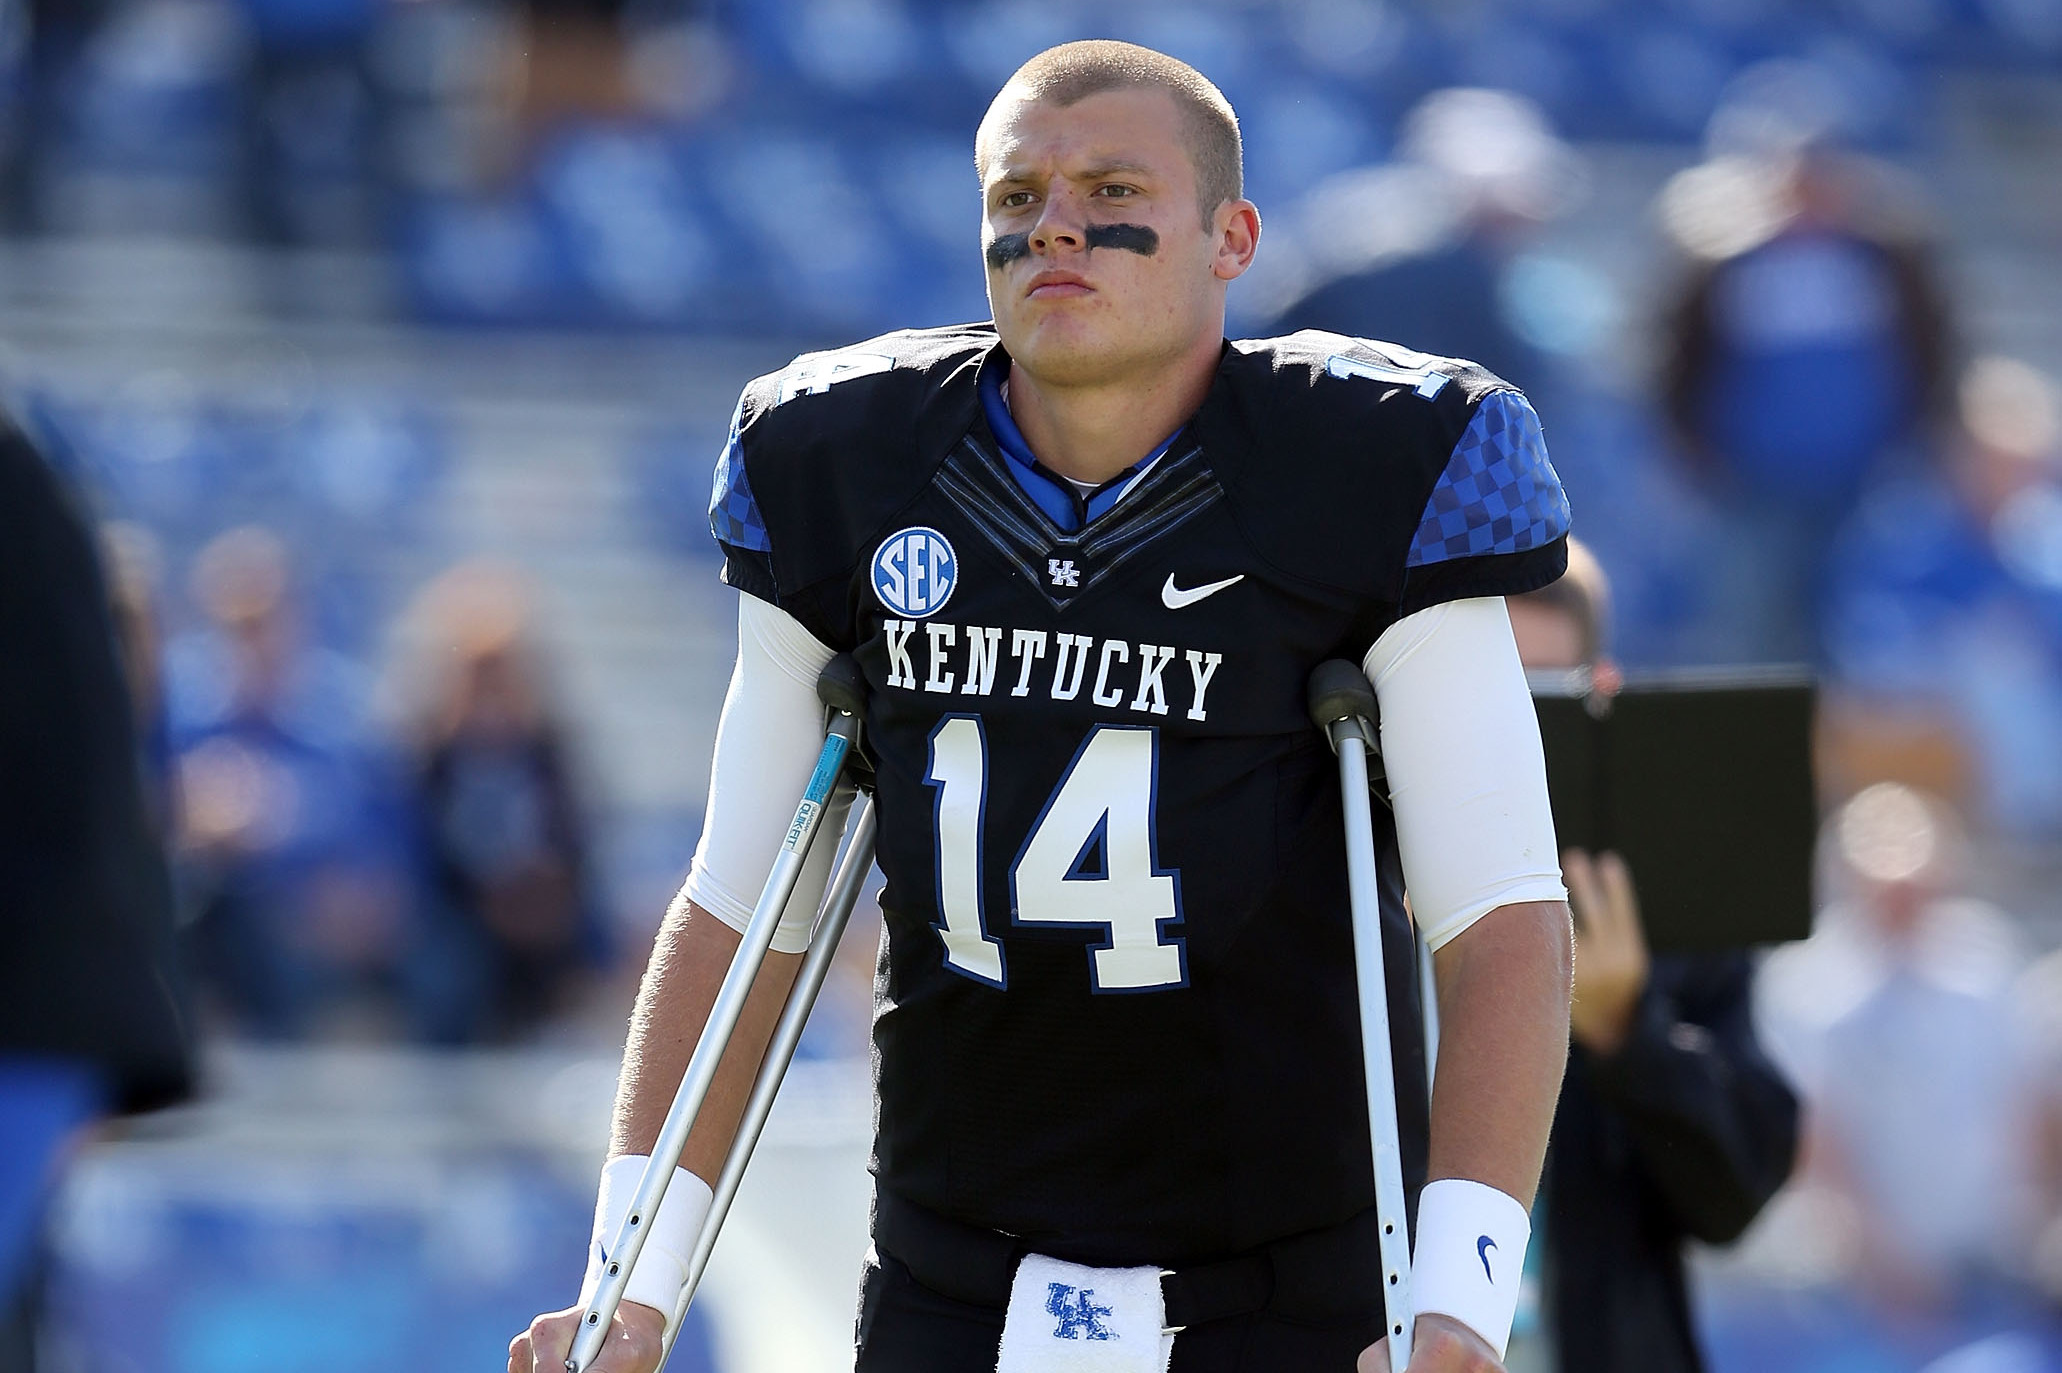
[854,1252,1382,1372]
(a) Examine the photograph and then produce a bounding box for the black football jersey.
[709,324,1570,1269]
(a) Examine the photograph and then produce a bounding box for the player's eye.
[998,190,1037,209]
[1093,184,1139,199]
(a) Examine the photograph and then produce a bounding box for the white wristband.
[1410,1178,1532,1359]
[580,1155,715,1326]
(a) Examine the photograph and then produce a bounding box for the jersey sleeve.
[1398,389,1571,616]
[708,395,778,604]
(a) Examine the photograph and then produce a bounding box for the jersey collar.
[977,353,1183,535]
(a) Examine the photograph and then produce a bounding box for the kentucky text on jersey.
[880,619,1224,721]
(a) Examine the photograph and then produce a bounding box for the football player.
[512,40,1573,1373]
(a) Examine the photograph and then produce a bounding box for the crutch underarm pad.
[1307,659,1378,733]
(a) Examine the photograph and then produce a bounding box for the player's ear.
[1211,199,1261,282]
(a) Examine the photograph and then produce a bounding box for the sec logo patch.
[872,526,957,618]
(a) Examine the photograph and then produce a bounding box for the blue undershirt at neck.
[979,356,1184,534]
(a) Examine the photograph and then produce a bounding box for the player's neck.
[1006,335,1221,486]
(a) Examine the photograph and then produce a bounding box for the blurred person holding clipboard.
[1503,539,1801,1373]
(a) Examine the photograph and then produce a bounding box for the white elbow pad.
[1363,598,1565,950]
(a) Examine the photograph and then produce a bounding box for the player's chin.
[1001,317,1134,383]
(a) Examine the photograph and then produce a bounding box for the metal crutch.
[1308,659,1416,1371]
[658,772,878,1364]
[567,654,869,1373]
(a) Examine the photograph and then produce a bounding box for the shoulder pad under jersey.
[1195,330,1568,607]
[711,323,994,598]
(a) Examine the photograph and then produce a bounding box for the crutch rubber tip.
[1307,659,1377,731]
[817,653,867,717]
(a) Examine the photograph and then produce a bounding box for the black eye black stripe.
[984,223,1159,270]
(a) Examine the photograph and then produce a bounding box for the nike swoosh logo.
[1161,573,1244,609]
[1477,1236,1497,1283]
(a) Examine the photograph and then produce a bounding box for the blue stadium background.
[7,0,2062,1368]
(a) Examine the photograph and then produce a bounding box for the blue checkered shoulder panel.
[708,401,772,553]
[1407,390,1570,569]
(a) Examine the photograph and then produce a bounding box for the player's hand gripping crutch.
[1309,660,1416,1372]
[566,654,873,1373]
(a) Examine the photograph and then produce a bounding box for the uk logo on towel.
[1046,1284,1117,1341]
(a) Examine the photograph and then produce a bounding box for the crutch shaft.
[568,717,859,1373]
[660,794,879,1366]
[1332,724,1416,1372]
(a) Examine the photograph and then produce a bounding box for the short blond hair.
[977,40,1243,226]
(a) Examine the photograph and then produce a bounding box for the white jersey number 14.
[924,719,1187,992]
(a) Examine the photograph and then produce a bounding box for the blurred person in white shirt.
[1758,784,2044,1324]
[2016,943,2062,1311]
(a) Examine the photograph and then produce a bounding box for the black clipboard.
[1530,667,1818,954]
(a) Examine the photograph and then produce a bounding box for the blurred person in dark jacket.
[0,415,194,1371]
[1506,539,1800,1373]
[396,563,604,1043]
[1657,60,1952,665]
[1267,88,1584,394]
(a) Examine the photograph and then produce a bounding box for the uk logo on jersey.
[873,526,958,618]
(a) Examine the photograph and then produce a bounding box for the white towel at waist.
[995,1252,1174,1373]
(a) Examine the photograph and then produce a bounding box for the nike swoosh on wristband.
[1477,1235,1497,1283]
[1161,573,1244,609]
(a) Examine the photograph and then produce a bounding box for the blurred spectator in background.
[1506,538,1799,1373]
[499,0,632,170]
[0,414,193,1370]
[394,562,604,1044]
[98,522,175,833]
[1,0,113,231]
[170,525,410,1039]
[1656,61,1952,665]
[1822,356,2062,837]
[238,0,388,246]
[1268,88,1585,392]
[1758,784,2048,1356]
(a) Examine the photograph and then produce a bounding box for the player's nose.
[1026,193,1088,256]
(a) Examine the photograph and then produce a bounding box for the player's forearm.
[1426,898,1573,1203]
[610,896,802,1181]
